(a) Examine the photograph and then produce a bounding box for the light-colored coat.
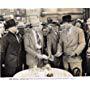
[57,26,86,61]
[24,28,43,68]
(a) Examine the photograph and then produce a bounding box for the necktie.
[36,31,41,46]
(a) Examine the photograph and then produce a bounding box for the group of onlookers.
[1,14,90,77]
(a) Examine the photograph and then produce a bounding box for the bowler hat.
[4,19,17,29]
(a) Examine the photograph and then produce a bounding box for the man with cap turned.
[1,19,22,77]
[55,15,86,76]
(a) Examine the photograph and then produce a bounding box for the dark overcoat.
[1,31,22,76]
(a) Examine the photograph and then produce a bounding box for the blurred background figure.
[47,17,53,25]
[75,19,83,28]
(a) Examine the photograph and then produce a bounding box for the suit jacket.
[47,30,59,56]
[57,26,86,59]
[24,28,44,67]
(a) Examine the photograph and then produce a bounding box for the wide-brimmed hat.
[4,19,17,29]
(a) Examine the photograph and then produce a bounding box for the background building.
[0,8,89,23]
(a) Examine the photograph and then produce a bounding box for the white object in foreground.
[13,68,73,78]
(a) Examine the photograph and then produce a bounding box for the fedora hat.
[4,19,17,29]
[62,15,72,23]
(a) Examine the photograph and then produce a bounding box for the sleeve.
[24,34,38,58]
[74,28,86,55]
[1,36,9,64]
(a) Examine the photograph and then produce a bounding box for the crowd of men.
[0,14,90,77]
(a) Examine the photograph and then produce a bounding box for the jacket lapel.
[29,30,36,49]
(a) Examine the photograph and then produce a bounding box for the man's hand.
[37,54,49,60]
[71,52,77,57]
[42,55,49,60]
[48,55,54,61]
[36,54,43,59]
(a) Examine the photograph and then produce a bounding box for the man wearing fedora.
[1,19,23,77]
[55,15,86,76]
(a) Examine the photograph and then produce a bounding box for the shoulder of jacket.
[76,26,83,33]
[3,33,9,38]
[1,33,9,42]
[72,26,83,33]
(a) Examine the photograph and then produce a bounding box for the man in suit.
[24,23,48,68]
[46,22,60,68]
[55,15,86,76]
[1,19,23,77]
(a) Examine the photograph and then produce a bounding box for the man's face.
[9,26,18,33]
[42,27,50,36]
[53,25,59,33]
